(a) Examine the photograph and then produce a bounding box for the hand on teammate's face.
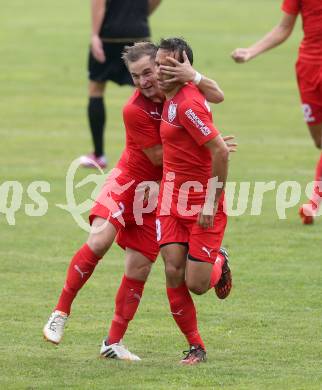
[91,35,106,63]
[231,48,252,63]
[159,51,195,85]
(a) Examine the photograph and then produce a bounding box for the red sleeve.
[281,0,300,15]
[123,104,161,149]
[178,98,220,146]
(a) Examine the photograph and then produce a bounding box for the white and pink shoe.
[43,310,68,345]
[79,153,107,169]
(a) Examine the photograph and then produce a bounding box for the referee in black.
[80,0,162,168]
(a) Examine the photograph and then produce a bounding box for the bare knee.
[87,234,112,257]
[164,261,185,286]
[127,262,152,281]
[87,218,117,257]
[185,260,212,295]
[124,248,153,281]
[161,244,187,287]
[138,263,152,280]
[89,81,105,97]
[186,281,207,295]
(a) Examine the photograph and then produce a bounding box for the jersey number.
[302,104,315,123]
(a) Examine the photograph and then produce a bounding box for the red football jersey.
[159,83,220,215]
[282,0,322,63]
[116,89,163,183]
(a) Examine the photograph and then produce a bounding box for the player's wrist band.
[193,71,202,85]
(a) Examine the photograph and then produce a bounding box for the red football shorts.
[296,60,322,125]
[89,181,159,262]
[156,198,227,264]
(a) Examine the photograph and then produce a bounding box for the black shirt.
[100,0,150,41]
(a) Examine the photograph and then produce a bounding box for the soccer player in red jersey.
[232,0,322,224]
[43,41,229,360]
[155,38,231,365]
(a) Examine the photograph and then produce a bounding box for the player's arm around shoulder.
[159,51,224,104]
[196,75,224,104]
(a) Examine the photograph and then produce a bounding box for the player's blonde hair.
[122,41,158,68]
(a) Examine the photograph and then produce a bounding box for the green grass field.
[1,1,322,389]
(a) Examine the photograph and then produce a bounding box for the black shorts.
[88,42,134,85]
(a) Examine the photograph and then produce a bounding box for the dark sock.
[87,97,106,157]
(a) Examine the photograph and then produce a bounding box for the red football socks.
[55,244,102,315]
[107,275,145,345]
[209,251,225,289]
[167,283,205,350]
[310,153,322,211]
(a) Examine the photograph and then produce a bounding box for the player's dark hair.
[158,37,193,65]
[122,42,158,67]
